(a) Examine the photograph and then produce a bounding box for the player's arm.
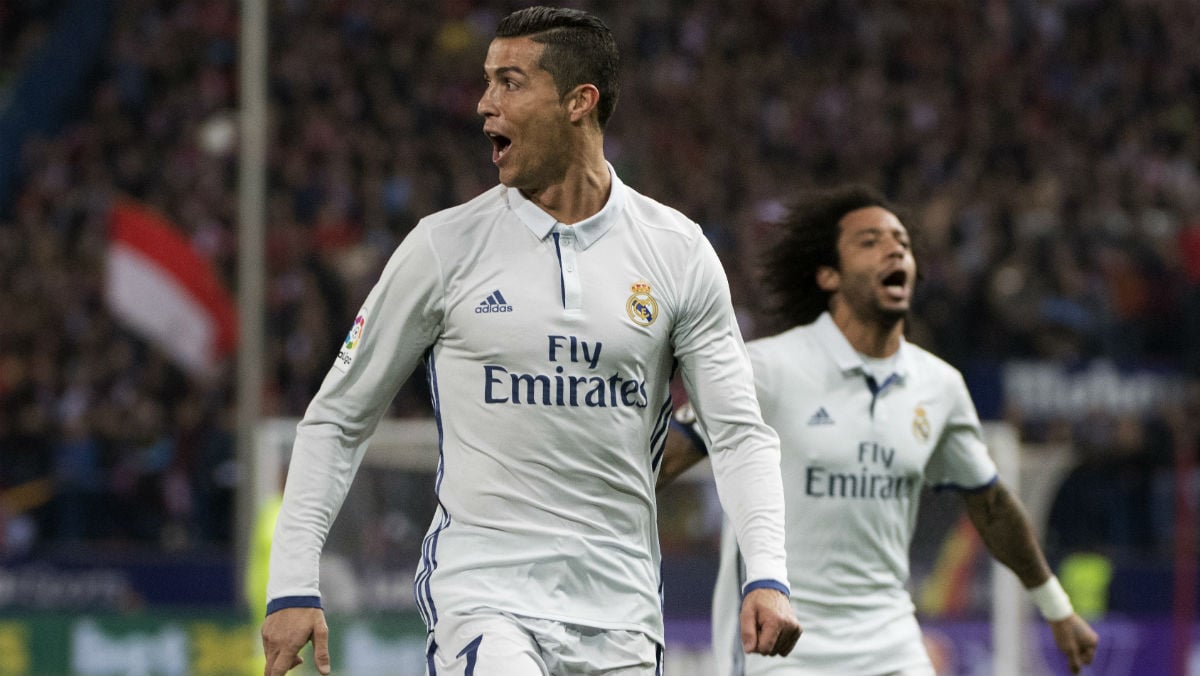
[962,482,1099,673]
[657,404,797,657]
[657,403,709,489]
[263,223,445,675]
[671,232,800,656]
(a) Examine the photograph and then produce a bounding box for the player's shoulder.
[744,324,831,402]
[417,184,507,234]
[620,184,704,240]
[748,322,825,359]
[900,339,967,385]
[401,185,510,262]
[746,324,829,384]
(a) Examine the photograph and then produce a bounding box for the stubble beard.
[505,142,572,194]
[871,303,908,332]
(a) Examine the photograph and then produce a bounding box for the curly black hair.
[758,184,916,328]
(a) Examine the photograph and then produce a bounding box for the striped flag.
[105,201,237,377]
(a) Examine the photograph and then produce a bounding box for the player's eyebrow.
[850,227,885,238]
[487,65,528,79]
[852,226,908,239]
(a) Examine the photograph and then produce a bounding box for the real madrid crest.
[626,281,658,327]
[912,405,931,442]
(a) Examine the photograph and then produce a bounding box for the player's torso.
[414,187,698,639]
[436,220,674,403]
[427,207,682,461]
[713,323,961,674]
[768,362,939,507]
[750,327,952,599]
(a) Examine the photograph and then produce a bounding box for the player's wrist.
[742,578,791,599]
[266,595,323,616]
[1028,576,1073,622]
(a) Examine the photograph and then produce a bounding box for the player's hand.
[262,607,331,676]
[739,588,802,656]
[1049,613,1099,674]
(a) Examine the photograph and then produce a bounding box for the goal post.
[987,421,1029,676]
[985,421,1077,676]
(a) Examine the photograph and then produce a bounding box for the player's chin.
[873,304,909,323]
[496,167,535,191]
[877,290,910,309]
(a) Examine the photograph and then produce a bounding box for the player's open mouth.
[488,133,512,163]
[882,270,908,298]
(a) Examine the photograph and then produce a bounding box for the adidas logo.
[807,407,834,426]
[475,289,513,314]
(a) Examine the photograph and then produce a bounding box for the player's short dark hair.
[759,184,913,327]
[495,6,619,129]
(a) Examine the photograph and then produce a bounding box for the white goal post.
[987,421,1077,676]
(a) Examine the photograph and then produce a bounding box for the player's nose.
[477,86,498,118]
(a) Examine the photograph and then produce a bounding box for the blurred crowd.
[1,0,1198,568]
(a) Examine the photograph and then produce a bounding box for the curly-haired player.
[661,184,1098,675]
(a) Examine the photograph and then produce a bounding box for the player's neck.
[831,309,904,358]
[523,143,610,225]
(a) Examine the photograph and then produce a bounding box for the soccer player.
[260,7,801,675]
[660,185,1099,675]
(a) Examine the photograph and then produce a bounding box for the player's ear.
[816,266,839,292]
[565,83,600,124]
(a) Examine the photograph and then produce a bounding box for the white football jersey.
[267,165,788,645]
[712,312,997,675]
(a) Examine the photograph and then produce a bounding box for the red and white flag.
[105,201,238,377]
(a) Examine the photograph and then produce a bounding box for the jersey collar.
[812,311,912,382]
[504,162,627,249]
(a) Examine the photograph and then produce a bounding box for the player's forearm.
[656,406,709,489]
[963,481,1053,588]
[267,427,358,603]
[709,436,789,588]
[656,432,706,489]
[670,236,788,584]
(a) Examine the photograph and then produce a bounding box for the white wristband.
[1028,576,1074,622]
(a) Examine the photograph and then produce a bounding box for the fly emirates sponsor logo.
[805,442,917,500]
[483,335,649,408]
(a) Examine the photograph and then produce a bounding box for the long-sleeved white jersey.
[712,312,997,675]
[266,165,788,644]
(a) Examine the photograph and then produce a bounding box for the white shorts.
[426,611,662,676]
[728,607,936,676]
